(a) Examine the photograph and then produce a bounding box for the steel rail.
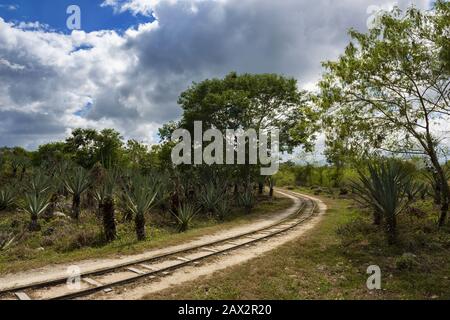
[49,197,317,300]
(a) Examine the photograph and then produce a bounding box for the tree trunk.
[258,183,264,195]
[386,214,397,245]
[72,194,81,220]
[135,214,146,241]
[102,197,116,242]
[28,214,41,232]
[432,171,441,205]
[269,186,274,198]
[373,210,382,226]
[429,151,449,227]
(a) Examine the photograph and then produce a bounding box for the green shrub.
[172,202,199,232]
[395,253,418,271]
[0,187,15,211]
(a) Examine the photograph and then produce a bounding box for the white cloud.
[0,0,432,150]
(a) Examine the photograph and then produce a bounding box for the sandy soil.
[93,191,327,300]
[0,190,305,292]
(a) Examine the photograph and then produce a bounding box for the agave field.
[0,142,287,270]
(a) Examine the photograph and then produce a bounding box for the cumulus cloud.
[0,0,432,149]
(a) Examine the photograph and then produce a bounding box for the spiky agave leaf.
[0,186,15,211]
[94,169,118,204]
[63,167,91,197]
[216,198,231,221]
[238,189,256,214]
[124,174,158,217]
[199,182,222,214]
[352,160,420,243]
[23,192,51,218]
[27,170,51,197]
[171,202,199,232]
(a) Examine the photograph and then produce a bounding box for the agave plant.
[216,198,231,221]
[63,167,91,220]
[95,170,117,242]
[199,182,222,215]
[124,174,158,241]
[0,232,19,251]
[27,170,51,197]
[352,160,421,244]
[23,192,51,231]
[171,202,199,232]
[0,187,15,211]
[238,189,256,214]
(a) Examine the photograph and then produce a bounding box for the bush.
[395,253,418,271]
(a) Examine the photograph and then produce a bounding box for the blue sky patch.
[0,0,154,33]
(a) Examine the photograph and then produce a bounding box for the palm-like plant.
[95,170,117,242]
[352,160,421,244]
[238,189,256,214]
[23,192,51,231]
[124,174,158,241]
[216,198,231,221]
[0,187,15,211]
[27,170,51,197]
[63,167,91,220]
[0,231,23,251]
[171,202,199,232]
[199,182,222,215]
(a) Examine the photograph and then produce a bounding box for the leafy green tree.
[179,72,316,153]
[32,142,68,167]
[320,2,450,226]
[65,128,124,169]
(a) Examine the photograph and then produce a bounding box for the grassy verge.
[144,188,450,300]
[0,195,292,274]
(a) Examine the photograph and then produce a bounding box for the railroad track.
[0,190,317,300]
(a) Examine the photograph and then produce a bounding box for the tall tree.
[320,2,450,226]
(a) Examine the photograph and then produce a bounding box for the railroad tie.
[226,241,239,245]
[126,267,145,275]
[176,257,191,262]
[14,292,31,301]
[202,248,219,253]
[139,264,158,271]
[82,277,103,287]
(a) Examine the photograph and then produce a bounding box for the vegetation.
[0,2,449,300]
[172,203,200,232]
[124,174,158,240]
[351,160,422,244]
[144,189,450,300]
[320,1,450,226]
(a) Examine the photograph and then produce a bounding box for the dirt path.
[0,190,309,293]
[91,191,327,300]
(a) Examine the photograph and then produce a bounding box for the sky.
[0,0,434,159]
